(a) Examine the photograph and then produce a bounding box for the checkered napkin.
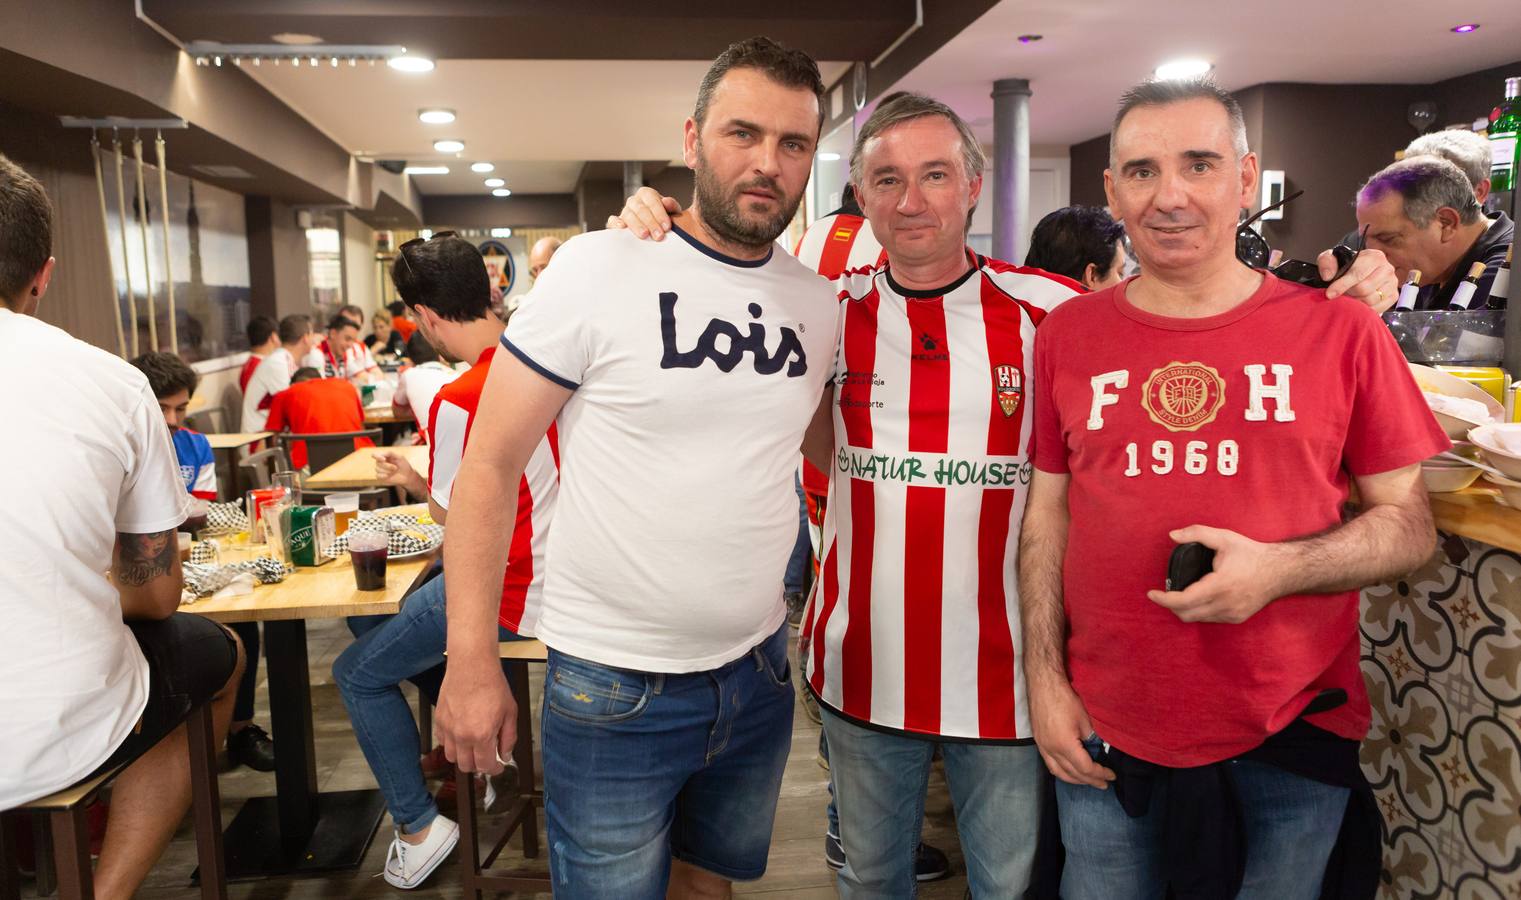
[328,513,444,558]
[206,500,251,533]
[181,557,293,598]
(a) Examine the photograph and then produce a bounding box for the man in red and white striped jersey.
[333,233,557,890]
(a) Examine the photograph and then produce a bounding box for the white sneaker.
[382,815,460,889]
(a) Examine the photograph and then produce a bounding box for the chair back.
[278,429,383,475]
[238,448,286,489]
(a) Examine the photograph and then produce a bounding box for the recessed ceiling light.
[433,139,465,153]
[1153,59,1214,81]
[403,165,449,175]
[1017,34,1043,44]
[817,152,842,162]
[491,228,513,238]
[418,229,433,240]
[471,162,495,173]
[484,177,506,187]
[492,188,512,197]
[1451,23,1480,33]
[418,109,455,124]
[388,55,435,73]
[272,33,323,45]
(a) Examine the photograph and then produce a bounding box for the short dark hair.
[390,235,491,323]
[0,154,54,306]
[405,329,440,364]
[388,300,408,317]
[1024,206,1126,284]
[1359,156,1483,227]
[246,315,278,347]
[693,36,826,133]
[290,366,322,384]
[338,303,364,321]
[131,351,199,400]
[278,314,312,345]
[1111,77,1248,168]
[327,314,360,333]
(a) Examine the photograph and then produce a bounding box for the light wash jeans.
[333,572,523,833]
[1055,734,1350,900]
[821,707,1044,898]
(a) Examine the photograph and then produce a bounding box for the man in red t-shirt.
[333,233,557,890]
[263,368,371,470]
[1021,79,1447,899]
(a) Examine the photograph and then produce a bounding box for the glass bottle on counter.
[1491,77,1520,193]
[1487,244,1511,309]
[1447,261,1489,310]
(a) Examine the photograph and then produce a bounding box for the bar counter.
[1362,485,1521,897]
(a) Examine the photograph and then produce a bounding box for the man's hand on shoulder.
[1320,247,1398,311]
[1146,525,1286,624]
[605,187,682,240]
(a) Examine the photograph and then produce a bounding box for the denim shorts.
[540,624,795,899]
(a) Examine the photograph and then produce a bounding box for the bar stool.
[455,639,551,898]
[0,702,227,900]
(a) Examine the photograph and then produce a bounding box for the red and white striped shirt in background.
[427,345,559,635]
[802,251,1081,742]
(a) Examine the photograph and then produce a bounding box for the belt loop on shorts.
[652,673,665,695]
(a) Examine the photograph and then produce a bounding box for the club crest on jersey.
[993,364,1023,417]
[659,292,808,377]
[1142,361,1226,432]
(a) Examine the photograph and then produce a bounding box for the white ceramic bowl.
[1422,464,1482,493]
[1468,424,1521,481]
[1482,472,1521,508]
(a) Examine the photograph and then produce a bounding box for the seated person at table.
[1024,205,1130,292]
[366,310,407,357]
[334,232,559,890]
[238,315,279,394]
[390,299,418,343]
[241,313,317,432]
[264,367,373,470]
[392,329,459,436]
[0,153,245,899]
[303,314,377,384]
[131,350,278,771]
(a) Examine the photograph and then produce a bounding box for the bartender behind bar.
[1357,155,1514,309]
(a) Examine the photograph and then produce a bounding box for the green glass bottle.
[1490,77,1521,193]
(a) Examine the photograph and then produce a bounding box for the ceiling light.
[1153,59,1214,81]
[484,177,505,187]
[492,188,512,197]
[433,139,464,153]
[418,229,433,240]
[403,165,450,175]
[388,55,435,73]
[272,33,323,45]
[1451,23,1480,33]
[1017,34,1043,44]
[817,152,841,162]
[471,162,495,173]
[418,109,456,124]
[491,228,513,238]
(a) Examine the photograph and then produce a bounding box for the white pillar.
[991,78,1032,264]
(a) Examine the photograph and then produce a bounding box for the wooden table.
[187,517,435,879]
[1429,484,1521,555]
[362,405,413,426]
[305,445,429,491]
[206,432,272,452]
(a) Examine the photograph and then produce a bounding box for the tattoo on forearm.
[116,530,177,587]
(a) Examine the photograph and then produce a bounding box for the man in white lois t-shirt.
[435,38,838,900]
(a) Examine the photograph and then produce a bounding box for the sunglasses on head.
[1236,190,1363,288]
[396,230,459,279]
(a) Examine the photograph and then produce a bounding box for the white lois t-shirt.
[504,225,840,672]
[0,308,188,809]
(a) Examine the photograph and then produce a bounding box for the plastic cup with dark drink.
[349,530,389,591]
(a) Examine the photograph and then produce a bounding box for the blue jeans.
[821,707,1044,898]
[1056,735,1350,900]
[784,472,810,595]
[332,573,523,833]
[540,624,794,899]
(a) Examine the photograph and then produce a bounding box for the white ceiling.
[893,0,1521,147]
[245,58,850,195]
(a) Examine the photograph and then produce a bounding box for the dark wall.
[1067,61,1521,261]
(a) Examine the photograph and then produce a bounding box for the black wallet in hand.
[1166,542,1216,592]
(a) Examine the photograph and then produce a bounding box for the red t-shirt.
[238,354,264,394]
[1031,273,1448,767]
[264,378,373,469]
[392,316,418,343]
[425,347,559,634]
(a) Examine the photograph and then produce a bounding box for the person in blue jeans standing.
[334,233,558,891]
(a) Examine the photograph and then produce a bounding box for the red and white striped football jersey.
[792,212,887,282]
[802,251,1080,741]
[427,346,560,635]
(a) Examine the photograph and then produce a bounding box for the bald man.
[528,236,562,280]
